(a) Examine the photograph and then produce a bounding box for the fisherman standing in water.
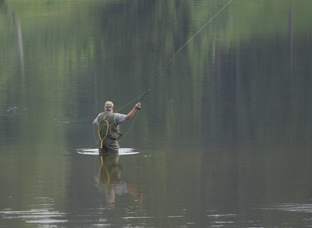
[93,101,141,154]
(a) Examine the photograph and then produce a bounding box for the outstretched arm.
[126,102,141,120]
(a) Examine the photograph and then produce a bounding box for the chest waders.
[97,112,121,149]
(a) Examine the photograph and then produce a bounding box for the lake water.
[1,0,312,227]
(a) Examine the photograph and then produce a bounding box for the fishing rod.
[117,0,233,111]
[117,0,232,112]
[111,0,233,140]
[137,0,233,105]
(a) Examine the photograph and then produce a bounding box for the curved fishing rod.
[104,0,233,142]
[116,0,232,112]
[139,0,233,103]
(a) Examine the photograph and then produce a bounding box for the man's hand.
[126,102,142,120]
[135,102,141,110]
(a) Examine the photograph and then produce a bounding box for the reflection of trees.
[12,11,24,78]
[1,0,311,145]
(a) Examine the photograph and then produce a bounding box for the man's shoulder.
[114,113,127,123]
[114,113,126,119]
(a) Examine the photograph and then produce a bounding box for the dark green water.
[1,0,312,227]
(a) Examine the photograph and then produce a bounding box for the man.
[93,101,141,153]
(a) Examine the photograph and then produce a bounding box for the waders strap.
[98,120,109,149]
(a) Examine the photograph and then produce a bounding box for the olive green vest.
[98,112,122,140]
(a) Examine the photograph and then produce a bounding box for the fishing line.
[118,108,141,143]
[93,124,99,145]
[122,0,233,108]
[95,0,232,143]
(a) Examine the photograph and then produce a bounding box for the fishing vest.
[98,112,122,140]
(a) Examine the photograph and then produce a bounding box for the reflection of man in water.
[93,101,141,153]
[94,152,142,207]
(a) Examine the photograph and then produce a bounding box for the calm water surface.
[0,0,312,227]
